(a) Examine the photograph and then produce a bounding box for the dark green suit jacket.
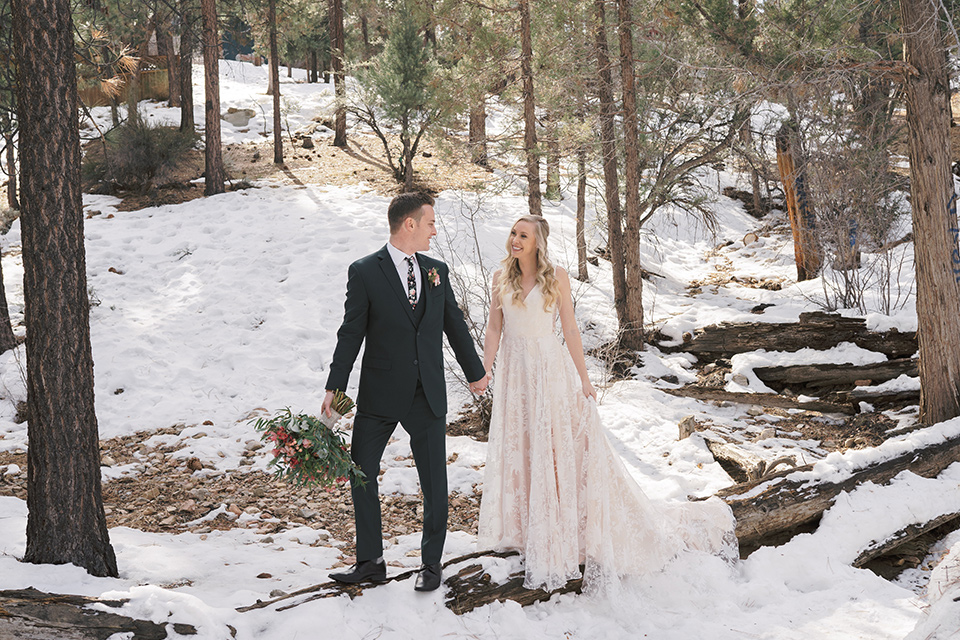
[325,245,485,419]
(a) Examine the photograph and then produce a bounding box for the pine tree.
[349,7,442,190]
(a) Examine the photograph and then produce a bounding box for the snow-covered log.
[662,312,917,361]
[663,386,855,414]
[852,511,960,568]
[754,358,917,393]
[0,588,196,639]
[720,428,960,549]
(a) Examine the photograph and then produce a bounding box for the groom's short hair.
[388,192,435,234]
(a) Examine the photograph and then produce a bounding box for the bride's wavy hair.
[498,215,561,311]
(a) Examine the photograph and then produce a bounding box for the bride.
[477,215,737,594]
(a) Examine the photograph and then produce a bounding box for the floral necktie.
[405,256,417,308]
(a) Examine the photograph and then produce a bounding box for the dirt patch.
[447,396,491,442]
[0,423,481,565]
[76,124,498,213]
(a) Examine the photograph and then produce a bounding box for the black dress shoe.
[329,559,387,584]
[414,563,442,592]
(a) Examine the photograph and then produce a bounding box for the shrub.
[84,120,196,194]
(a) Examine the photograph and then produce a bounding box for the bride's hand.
[581,378,596,400]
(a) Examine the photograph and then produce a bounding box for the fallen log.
[663,386,855,414]
[719,428,960,549]
[663,312,917,361]
[445,558,581,615]
[754,358,917,393]
[237,550,541,614]
[238,550,585,616]
[853,512,960,568]
[0,588,197,640]
[236,563,426,612]
[849,387,921,408]
[701,434,798,483]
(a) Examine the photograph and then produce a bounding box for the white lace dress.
[477,284,738,594]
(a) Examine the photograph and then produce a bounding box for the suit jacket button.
[413,360,418,365]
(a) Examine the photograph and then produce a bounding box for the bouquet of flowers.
[252,395,365,488]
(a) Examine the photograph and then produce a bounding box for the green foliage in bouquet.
[252,399,365,488]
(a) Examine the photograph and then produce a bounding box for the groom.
[322,192,488,592]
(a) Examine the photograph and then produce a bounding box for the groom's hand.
[469,373,490,395]
[321,390,335,417]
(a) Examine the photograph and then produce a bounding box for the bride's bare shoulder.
[553,266,570,286]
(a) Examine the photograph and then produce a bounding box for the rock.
[731,373,750,386]
[678,416,699,439]
[222,108,256,127]
[854,379,873,387]
[301,137,315,149]
[757,428,776,441]
[187,457,203,471]
[269,589,287,598]
[245,441,264,451]
[257,572,272,579]
[227,504,243,516]
[101,455,117,467]
[160,516,177,526]
[746,406,764,416]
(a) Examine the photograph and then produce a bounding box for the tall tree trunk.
[776,120,820,281]
[617,0,644,349]
[12,0,117,578]
[268,0,282,164]
[200,0,224,195]
[469,98,488,167]
[330,0,346,147]
[900,0,960,424]
[519,0,541,216]
[576,148,588,282]
[310,50,318,83]
[157,24,180,108]
[0,258,17,354]
[3,123,17,210]
[593,0,627,330]
[361,15,370,56]
[739,118,763,216]
[179,9,196,133]
[544,115,560,200]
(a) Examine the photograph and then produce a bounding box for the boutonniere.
[426,267,441,288]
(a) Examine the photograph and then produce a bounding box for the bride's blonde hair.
[498,215,561,311]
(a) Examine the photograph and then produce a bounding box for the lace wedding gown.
[477,284,738,594]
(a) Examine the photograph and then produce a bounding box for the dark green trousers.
[350,383,447,565]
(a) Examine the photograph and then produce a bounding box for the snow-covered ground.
[0,59,957,639]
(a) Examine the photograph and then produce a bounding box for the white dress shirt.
[386,241,422,305]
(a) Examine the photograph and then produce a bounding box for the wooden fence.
[79,56,175,108]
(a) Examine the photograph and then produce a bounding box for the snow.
[0,59,953,639]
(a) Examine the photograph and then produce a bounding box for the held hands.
[469,372,492,395]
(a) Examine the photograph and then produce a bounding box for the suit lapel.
[417,255,430,317]
[377,245,417,325]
